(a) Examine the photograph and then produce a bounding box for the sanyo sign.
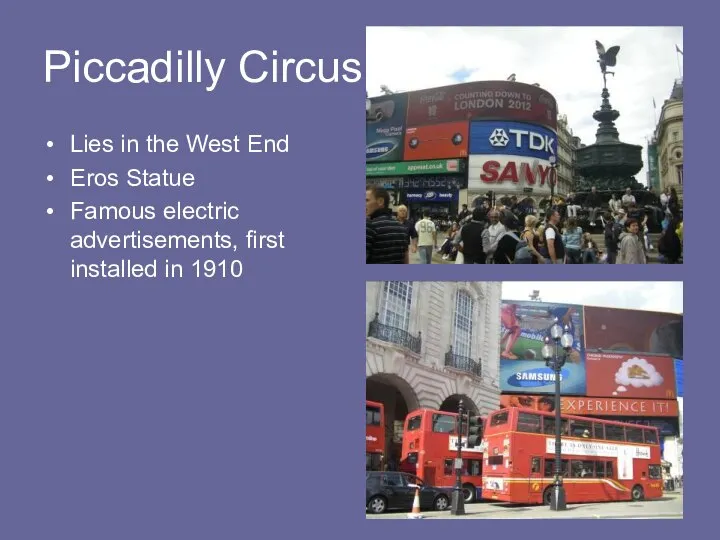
[469,120,558,160]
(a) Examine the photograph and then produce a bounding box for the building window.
[380,281,413,331]
[672,131,679,141]
[677,165,683,185]
[452,290,474,358]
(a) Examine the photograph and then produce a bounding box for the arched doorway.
[366,374,420,471]
[439,394,479,415]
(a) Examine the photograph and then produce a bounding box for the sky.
[366,26,684,186]
[501,282,683,314]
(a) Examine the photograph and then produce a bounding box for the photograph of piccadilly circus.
[365,27,684,265]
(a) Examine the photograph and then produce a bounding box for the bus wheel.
[631,485,644,501]
[367,496,387,514]
[462,484,476,504]
[543,487,553,506]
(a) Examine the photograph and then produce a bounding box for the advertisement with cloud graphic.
[366,94,408,163]
[583,306,683,359]
[469,120,557,160]
[499,301,586,395]
[585,352,677,399]
[403,121,469,161]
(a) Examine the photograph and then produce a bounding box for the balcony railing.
[444,347,482,377]
[367,313,421,354]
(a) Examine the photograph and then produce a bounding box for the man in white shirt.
[482,210,506,263]
[415,210,437,264]
[621,188,636,209]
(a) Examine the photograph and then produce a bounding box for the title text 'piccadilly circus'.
[366,80,559,215]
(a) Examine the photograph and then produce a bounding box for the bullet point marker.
[47,141,54,148]
[47,208,54,215]
[47,175,53,182]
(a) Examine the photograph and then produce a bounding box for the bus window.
[569,419,592,438]
[488,455,504,466]
[625,426,644,443]
[570,460,595,478]
[592,422,605,440]
[648,465,663,479]
[432,414,457,434]
[531,457,541,474]
[544,459,569,477]
[605,424,625,441]
[644,429,659,444]
[606,462,614,478]
[366,406,381,425]
[544,417,555,435]
[490,411,509,427]
[468,459,482,476]
[444,459,453,476]
[406,415,422,431]
[517,412,542,433]
[596,461,607,478]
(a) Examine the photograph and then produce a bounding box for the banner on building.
[499,301,586,395]
[404,121,469,160]
[366,159,462,177]
[585,352,677,399]
[499,394,679,417]
[583,306,683,359]
[366,94,408,163]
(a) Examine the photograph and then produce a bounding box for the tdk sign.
[366,140,398,161]
[470,121,558,160]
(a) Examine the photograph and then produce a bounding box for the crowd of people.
[366,185,683,265]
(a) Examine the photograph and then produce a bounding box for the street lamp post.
[541,318,574,511]
[450,400,466,516]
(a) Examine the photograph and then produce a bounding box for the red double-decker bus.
[481,407,664,505]
[366,401,385,471]
[400,408,484,503]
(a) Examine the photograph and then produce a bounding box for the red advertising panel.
[406,81,557,130]
[583,307,683,358]
[585,352,677,399]
[403,121,469,161]
[500,394,678,417]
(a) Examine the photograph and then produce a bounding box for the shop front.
[366,159,467,220]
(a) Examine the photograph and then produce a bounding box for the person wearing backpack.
[517,215,545,264]
[452,207,487,264]
[493,212,522,264]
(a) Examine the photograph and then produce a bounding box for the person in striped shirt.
[366,186,409,264]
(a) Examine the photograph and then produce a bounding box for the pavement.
[411,233,664,264]
[366,489,683,519]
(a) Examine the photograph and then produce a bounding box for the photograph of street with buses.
[366,281,683,519]
[365,26,684,264]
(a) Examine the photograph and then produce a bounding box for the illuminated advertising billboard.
[403,121,469,161]
[585,352,678,399]
[406,81,557,130]
[583,306,683,358]
[468,155,553,194]
[469,120,557,161]
[366,94,408,163]
[499,301,586,395]
[499,395,679,418]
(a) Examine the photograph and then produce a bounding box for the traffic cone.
[407,486,424,519]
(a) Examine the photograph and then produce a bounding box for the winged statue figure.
[596,40,621,87]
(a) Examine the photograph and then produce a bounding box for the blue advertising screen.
[674,359,684,397]
[499,301,586,395]
[366,94,408,162]
[469,120,558,161]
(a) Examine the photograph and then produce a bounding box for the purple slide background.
[0,0,704,538]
